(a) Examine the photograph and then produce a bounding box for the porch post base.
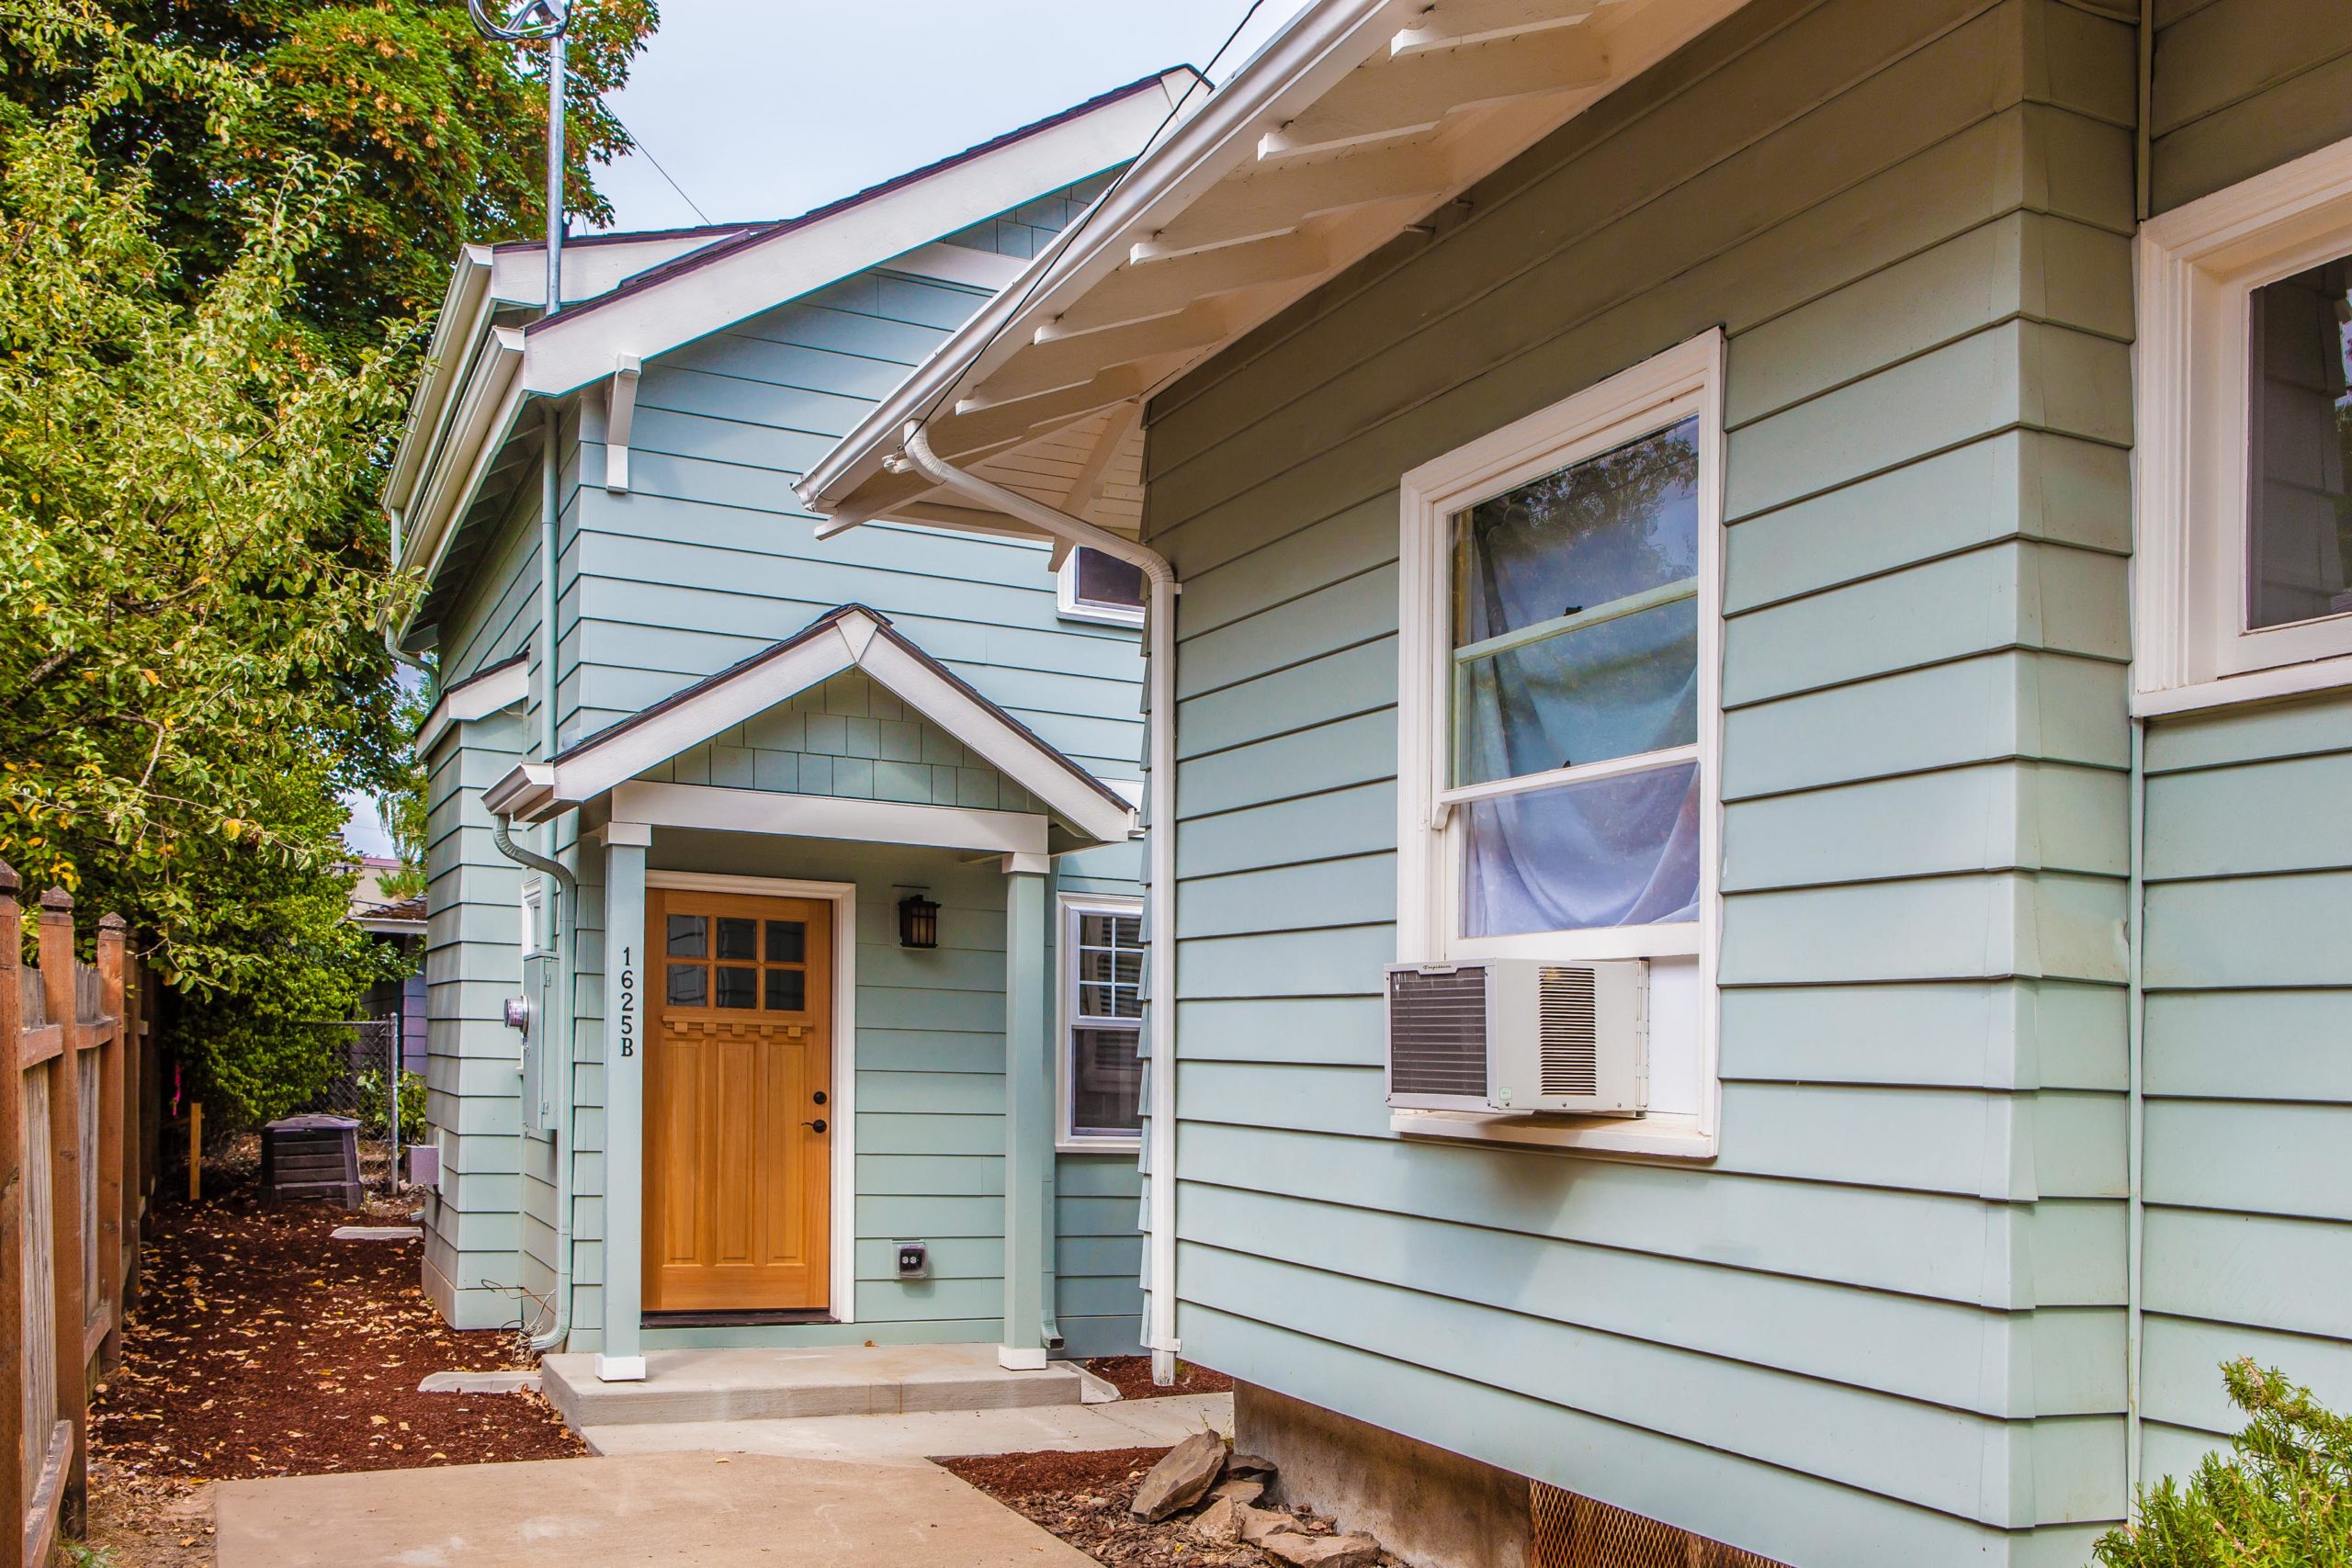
[997,1345,1049,1372]
[594,1353,648,1382]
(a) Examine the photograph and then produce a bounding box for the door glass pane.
[715,917,757,962]
[665,915,707,958]
[2249,257,2352,629]
[665,964,706,1006]
[1461,761,1701,937]
[765,920,806,964]
[764,968,807,1012]
[1451,416,1700,786]
[1070,1026,1142,1136]
[715,966,757,1009]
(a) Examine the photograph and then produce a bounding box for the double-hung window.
[2138,136,2352,712]
[1396,332,1723,1152]
[1059,896,1144,1149]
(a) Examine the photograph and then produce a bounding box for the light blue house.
[383,71,1203,1379]
[806,2,2352,1563]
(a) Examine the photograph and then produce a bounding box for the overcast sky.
[343,0,1310,856]
[593,0,1312,232]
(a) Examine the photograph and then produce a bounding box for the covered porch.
[481,605,1141,1384]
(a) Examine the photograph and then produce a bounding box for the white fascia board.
[520,75,1193,399]
[487,230,756,307]
[384,245,497,516]
[797,2,1398,516]
[855,634,1136,846]
[396,326,527,606]
[611,781,1048,856]
[413,657,530,757]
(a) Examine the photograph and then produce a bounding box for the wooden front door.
[643,889,833,1314]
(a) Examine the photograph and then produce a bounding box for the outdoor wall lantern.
[898,893,940,950]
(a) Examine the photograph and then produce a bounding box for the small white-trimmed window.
[2138,136,2352,714]
[1057,547,1147,626]
[520,878,547,957]
[1058,894,1143,1150]
[1394,331,1724,1157]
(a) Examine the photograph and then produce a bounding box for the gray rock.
[1262,1532,1383,1568]
[1238,1505,1305,1545]
[1213,1477,1265,1507]
[1227,1451,1279,1477]
[1129,1430,1227,1521]
[331,1225,422,1241]
[416,1370,540,1394]
[1188,1495,1246,1546]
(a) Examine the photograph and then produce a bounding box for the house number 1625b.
[617,946,636,1058]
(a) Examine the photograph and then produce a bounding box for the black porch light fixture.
[898,892,940,950]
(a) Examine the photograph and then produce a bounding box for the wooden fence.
[1,863,157,1568]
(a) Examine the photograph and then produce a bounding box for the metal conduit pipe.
[896,422,1187,1383]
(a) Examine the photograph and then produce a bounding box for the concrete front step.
[539,1343,1088,1429]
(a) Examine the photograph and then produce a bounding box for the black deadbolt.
[812,1089,827,1105]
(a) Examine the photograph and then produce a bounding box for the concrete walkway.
[583,1390,1233,1465]
[213,1450,1099,1567]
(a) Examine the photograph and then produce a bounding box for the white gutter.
[895,423,1187,1383]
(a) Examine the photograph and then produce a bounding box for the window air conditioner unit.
[1385,959,1648,1117]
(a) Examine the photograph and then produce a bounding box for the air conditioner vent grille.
[1388,967,1487,1098]
[1537,965,1600,1098]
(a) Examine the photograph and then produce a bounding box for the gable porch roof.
[481,604,1136,850]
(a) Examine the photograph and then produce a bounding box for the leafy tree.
[2094,1359,2352,1566]
[0,1,413,1114]
[1,0,660,354]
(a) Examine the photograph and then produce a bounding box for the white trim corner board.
[644,869,859,1326]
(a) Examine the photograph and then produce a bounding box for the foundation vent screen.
[1529,1481,1788,1568]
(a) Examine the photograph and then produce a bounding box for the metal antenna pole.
[466,0,574,313]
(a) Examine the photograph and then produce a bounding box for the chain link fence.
[296,1020,415,1194]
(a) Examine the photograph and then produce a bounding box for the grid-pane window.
[661,911,810,1015]
[1065,903,1143,1142]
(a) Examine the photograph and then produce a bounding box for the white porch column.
[597,821,650,1382]
[999,852,1052,1371]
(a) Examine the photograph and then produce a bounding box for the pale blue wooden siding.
[2138,692,2352,1475]
[643,668,1046,812]
[444,176,1148,1355]
[1140,1,2136,1562]
[2150,0,2352,212]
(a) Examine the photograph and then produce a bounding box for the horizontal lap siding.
[2137,689,2352,1463]
[1142,0,2135,1562]
[2150,0,2352,212]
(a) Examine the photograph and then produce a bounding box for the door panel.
[643,889,832,1314]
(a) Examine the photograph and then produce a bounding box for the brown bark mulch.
[1081,1355,1235,1401]
[89,1157,583,1486]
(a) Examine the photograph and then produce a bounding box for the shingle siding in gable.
[1140,0,2137,1562]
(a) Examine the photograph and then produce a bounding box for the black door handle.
[801,1118,827,1134]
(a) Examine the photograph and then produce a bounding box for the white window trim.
[1057,550,1148,627]
[1394,329,1724,1159]
[520,877,547,958]
[642,869,858,1327]
[2136,133,2352,716]
[1057,891,1145,1153]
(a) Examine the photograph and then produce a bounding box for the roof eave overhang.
[517,68,1206,401]
[799,0,1755,531]
[390,325,529,643]
[383,244,497,519]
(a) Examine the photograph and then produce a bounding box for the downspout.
[897,422,1186,1383]
[490,806,576,1354]
[2125,716,2148,1510]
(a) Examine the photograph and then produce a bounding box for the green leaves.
[2094,1359,2352,1566]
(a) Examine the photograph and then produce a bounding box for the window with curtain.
[1063,900,1143,1144]
[1446,417,1702,939]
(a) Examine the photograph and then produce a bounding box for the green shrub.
[354,1067,427,1144]
[2094,1359,2352,1565]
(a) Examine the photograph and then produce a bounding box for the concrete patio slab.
[213,1450,1100,1568]
[583,1390,1234,1466]
[540,1341,1084,1428]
